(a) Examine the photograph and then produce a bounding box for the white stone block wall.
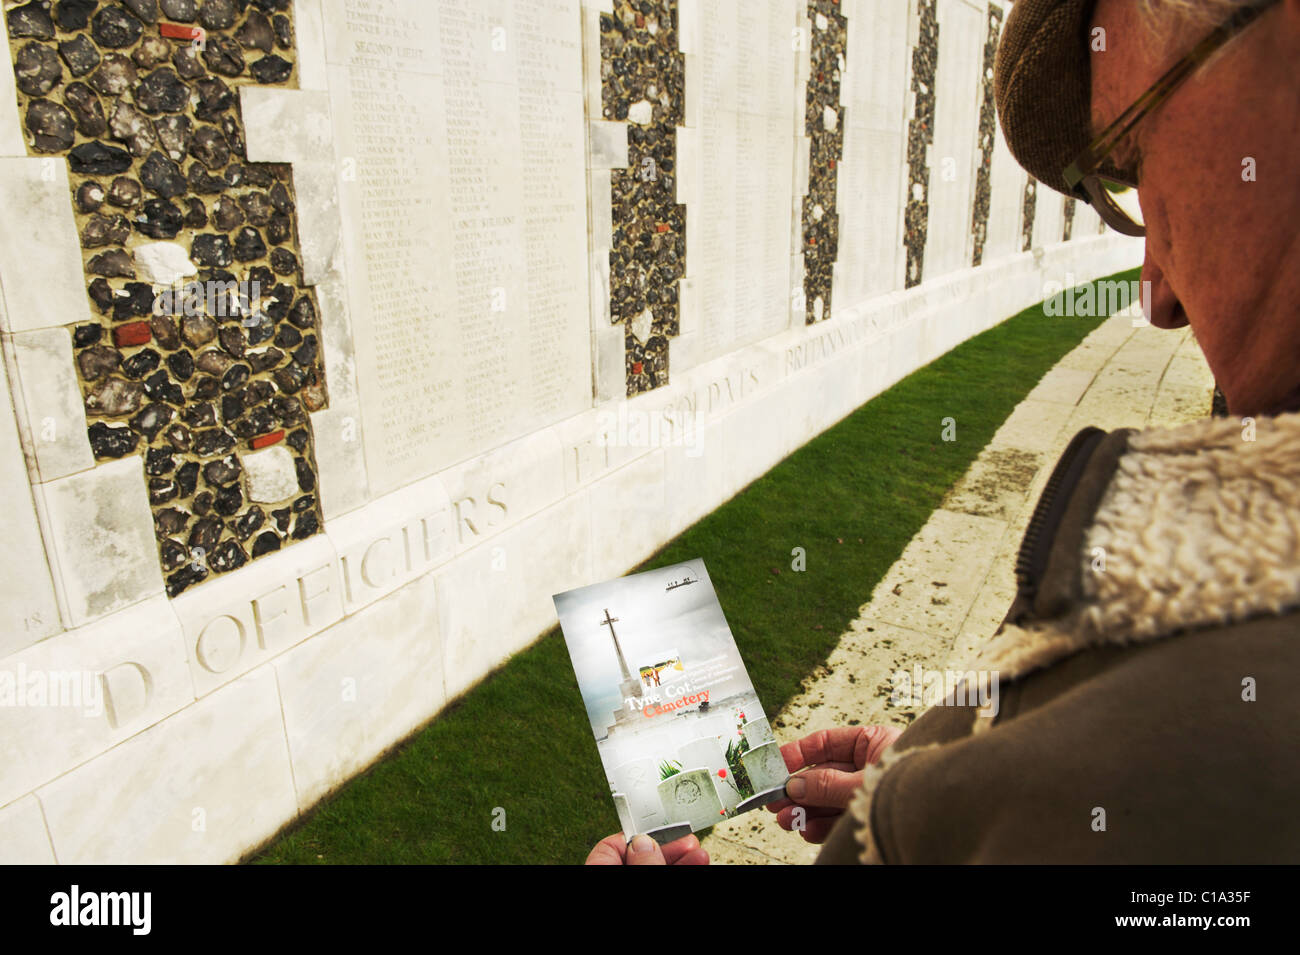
[921,0,985,280]
[0,0,1143,863]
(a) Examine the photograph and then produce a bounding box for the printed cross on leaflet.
[599,608,634,682]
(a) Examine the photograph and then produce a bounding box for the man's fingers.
[661,833,702,865]
[625,833,668,865]
[585,833,631,865]
[798,816,841,844]
[765,760,859,814]
[864,725,904,764]
[779,725,902,777]
[783,766,865,810]
[585,832,711,865]
[670,846,710,866]
[775,804,840,828]
[780,728,871,773]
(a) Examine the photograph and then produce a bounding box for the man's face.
[1090,0,1300,416]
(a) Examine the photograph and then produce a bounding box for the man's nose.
[1141,250,1189,329]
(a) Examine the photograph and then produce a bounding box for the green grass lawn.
[249,268,1137,865]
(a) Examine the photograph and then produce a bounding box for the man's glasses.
[1062,0,1281,237]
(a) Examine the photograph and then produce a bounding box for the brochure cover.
[553,558,790,845]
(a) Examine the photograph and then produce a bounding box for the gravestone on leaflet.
[739,740,790,811]
[612,792,636,835]
[658,767,727,831]
[324,0,591,495]
[680,735,739,812]
[742,717,774,747]
[611,757,667,833]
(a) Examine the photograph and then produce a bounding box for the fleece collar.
[845,410,1300,864]
[973,410,1300,682]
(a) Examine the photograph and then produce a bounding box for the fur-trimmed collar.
[974,410,1300,682]
[845,410,1300,863]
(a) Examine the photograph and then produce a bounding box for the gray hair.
[1136,0,1268,59]
[1138,0,1246,27]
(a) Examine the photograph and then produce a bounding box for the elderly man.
[588,0,1300,865]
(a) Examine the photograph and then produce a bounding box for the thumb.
[625,834,668,865]
[784,766,864,810]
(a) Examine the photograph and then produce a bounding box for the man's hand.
[766,725,903,843]
[585,832,710,865]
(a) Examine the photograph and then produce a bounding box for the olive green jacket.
[816,412,1300,863]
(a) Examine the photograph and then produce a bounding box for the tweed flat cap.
[994,0,1133,198]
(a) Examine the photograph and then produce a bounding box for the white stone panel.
[0,159,91,333]
[720,385,799,493]
[581,0,607,120]
[32,455,164,628]
[435,491,590,701]
[293,0,330,91]
[327,473,454,615]
[0,596,192,808]
[436,428,567,555]
[308,270,369,522]
[0,796,54,864]
[553,405,640,495]
[0,352,60,653]
[683,0,798,363]
[589,167,614,254]
[922,0,985,280]
[589,120,628,169]
[0,15,25,156]
[592,254,624,403]
[682,50,700,127]
[170,535,343,698]
[587,449,667,583]
[323,2,593,498]
[1034,185,1067,249]
[985,108,1027,262]
[663,414,731,532]
[240,87,339,287]
[239,82,367,521]
[836,0,910,306]
[275,569,445,808]
[1073,199,1102,238]
[678,0,701,55]
[38,668,297,864]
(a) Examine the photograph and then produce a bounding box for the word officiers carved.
[188,480,511,680]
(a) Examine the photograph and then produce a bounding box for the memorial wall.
[0,0,1138,862]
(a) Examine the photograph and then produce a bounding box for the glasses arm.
[1064,0,1280,193]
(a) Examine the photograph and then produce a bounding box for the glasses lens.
[1092,177,1145,234]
